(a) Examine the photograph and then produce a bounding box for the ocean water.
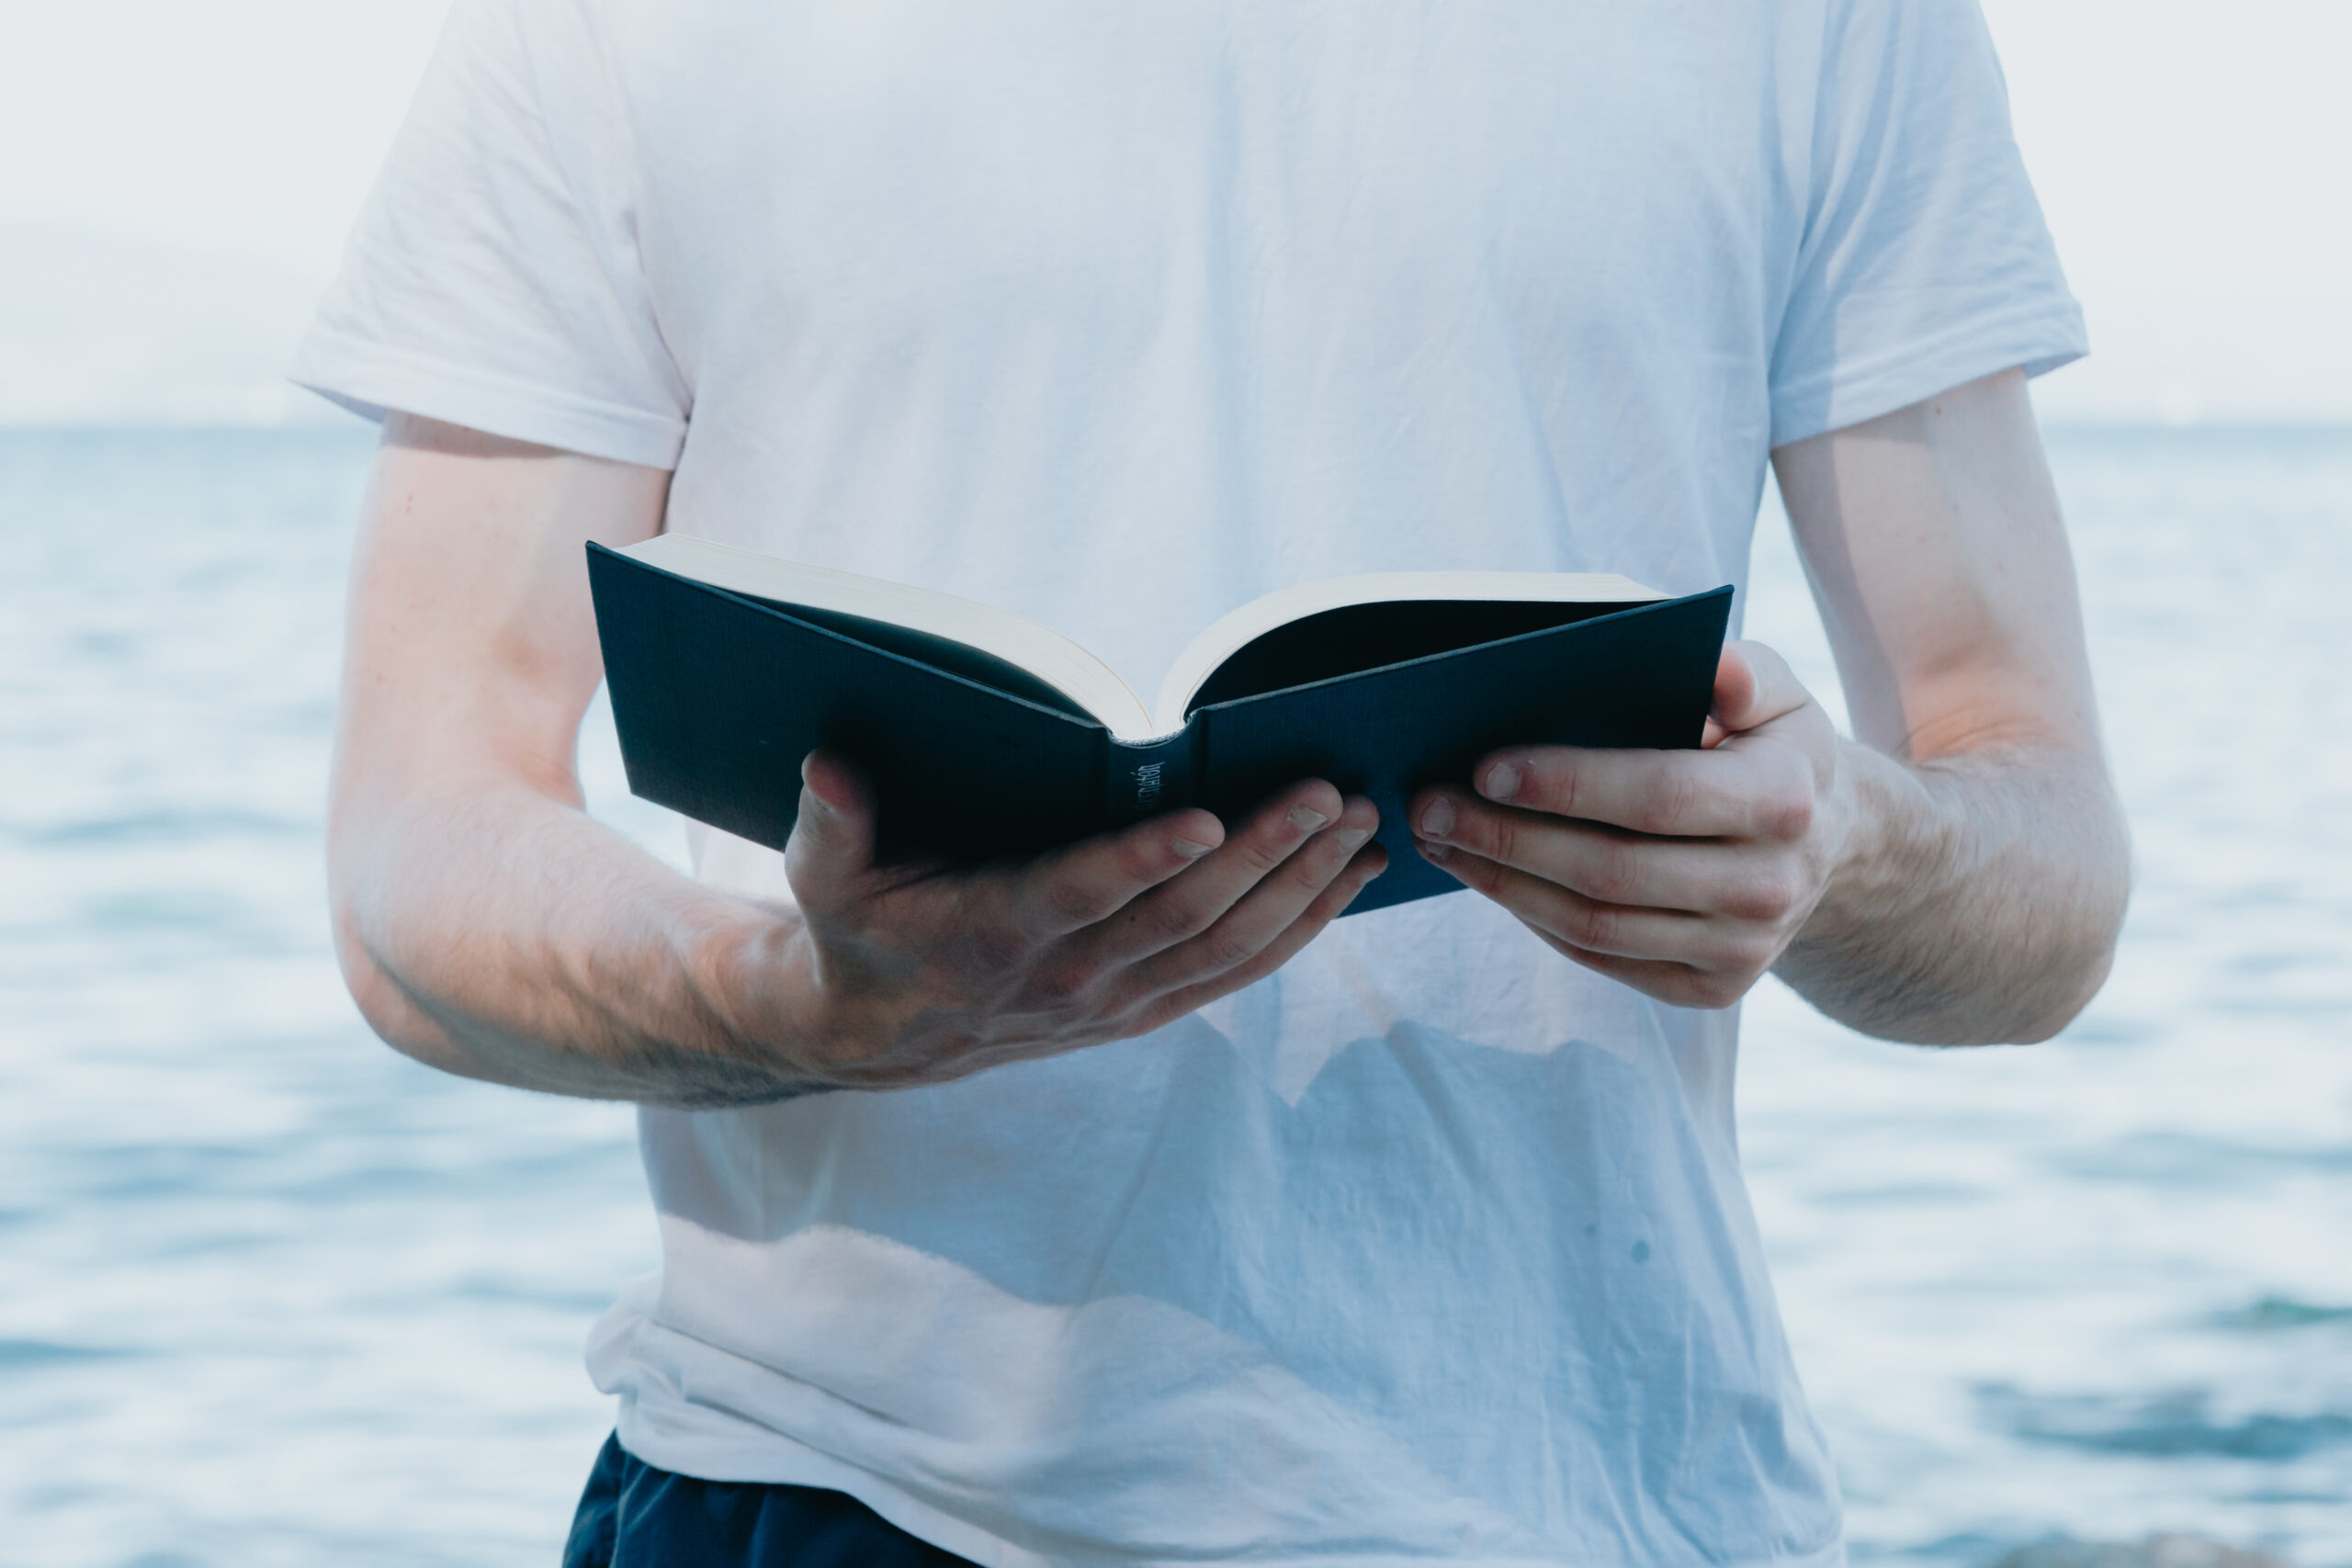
[0,424,2346,1566]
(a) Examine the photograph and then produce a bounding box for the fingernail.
[1335,827,1371,852]
[1287,805,1329,833]
[1170,836,1215,859]
[1419,839,1453,863]
[1481,761,1521,802]
[1419,797,1454,838]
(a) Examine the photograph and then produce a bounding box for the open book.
[588,536,1731,915]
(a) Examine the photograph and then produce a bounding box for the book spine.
[1103,729,1196,829]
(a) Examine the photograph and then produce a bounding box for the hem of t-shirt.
[287,324,687,469]
[1768,300,2088,449]
[611,1405,1849,1568]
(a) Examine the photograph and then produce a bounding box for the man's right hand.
[741,752,1385,1090]
[330,413,1382,1109]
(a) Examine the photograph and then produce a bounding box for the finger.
[1119,795,1380,992]
[1404,802,1799,919]
[1007,806,1227,941]
[1704,641,1809,747]
[1442,739,1815,842]
[1415,841,1761,971]
[1518,924,1751,1011]
[784,750,880,911]
[1123,840,1389,1034]
[1082,779,1347,966]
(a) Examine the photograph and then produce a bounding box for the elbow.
[1991,830,2134,1045]
[1870,820,2132,1048]
[330,883,479,1078]
[1792,765,2133,1048]
[327,794,484,1077]
[1874,917,2121,1048]
[2003,932,2120,1043]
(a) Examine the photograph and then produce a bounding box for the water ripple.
[1982,1387,2352,1464]
[9,426,2352,1564]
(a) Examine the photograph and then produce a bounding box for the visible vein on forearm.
[346,782,824,1107]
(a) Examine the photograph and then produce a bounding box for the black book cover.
[588,543,1732,917]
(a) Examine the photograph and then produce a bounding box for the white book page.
[628,540,1664,745]
[624,535,1159,739]
[1148,570,1663,731]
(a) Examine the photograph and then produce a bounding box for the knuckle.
[1294,838,1351,887]
[1028,957,1100,1007]
[1639,768,1702,836]
[1484,813,1522,867]
[1728,868,1799,921]
[966,922,1032,975]
[1123,823,1175,867]
[1761,784,1815,842]
[1195,923,1263,974]
[1525,756,1578,816]
[1566,899,1621,953]
[1443,846,1497,891]
[1585,839,1644,905]
[1143,894,1216,945]
[1045,878,1115,928]
[1236,831,1291,875]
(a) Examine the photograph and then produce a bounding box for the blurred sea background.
[0,421,2346,1566]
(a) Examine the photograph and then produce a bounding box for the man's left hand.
[1409,641,1856,1010]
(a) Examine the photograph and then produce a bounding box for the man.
[297,0,2130,1562]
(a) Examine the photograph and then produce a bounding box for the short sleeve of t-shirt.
[1768,0,2086,447]
[290,0,688,468]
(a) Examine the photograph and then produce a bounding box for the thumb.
[783,749,877,909]
[1702,640,1805,747]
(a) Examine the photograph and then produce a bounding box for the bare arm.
[1769,369,2129,1040]
[331,415,1384,1108]
[1408,368,2130,1044]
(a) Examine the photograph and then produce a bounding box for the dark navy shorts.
[563,1434,980,1567]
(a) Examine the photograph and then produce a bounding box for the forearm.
[328,416,1381,1109]
[1778,737,2129,1044]
[332,780,821,1109]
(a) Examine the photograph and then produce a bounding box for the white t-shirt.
[295,2,2083,1562]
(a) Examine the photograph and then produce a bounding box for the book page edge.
[1148,571,1666,731]
[626,536,1160,741]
